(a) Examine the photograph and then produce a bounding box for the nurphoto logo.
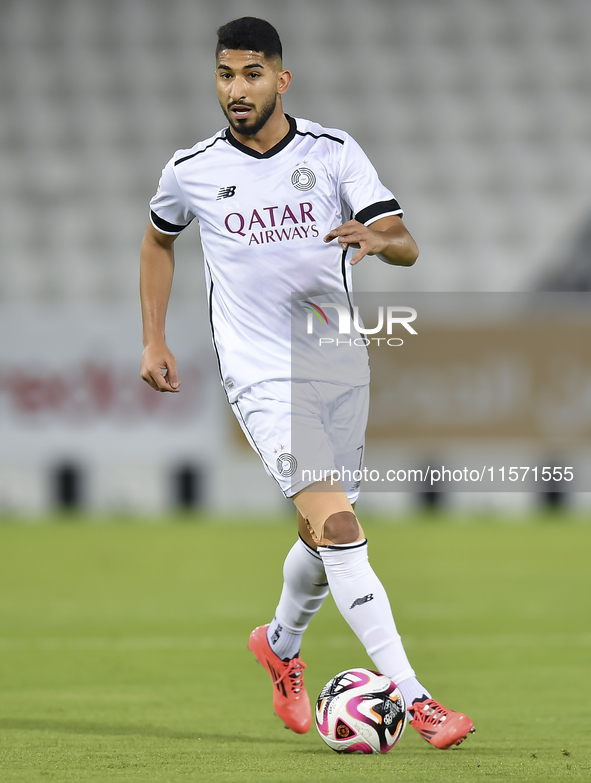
[301,302,418,347]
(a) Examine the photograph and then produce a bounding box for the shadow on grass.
[294,745,474,756]
[0,718,297,745]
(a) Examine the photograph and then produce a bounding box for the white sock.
[318,539,415,684]
[267,537,329,660]
[397,676,432,714]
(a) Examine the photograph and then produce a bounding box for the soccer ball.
[315,668,406,754]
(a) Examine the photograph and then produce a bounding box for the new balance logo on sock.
[350,593,374,609]
[271,624,283,644]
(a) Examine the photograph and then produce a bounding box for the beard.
[222,92,278,137]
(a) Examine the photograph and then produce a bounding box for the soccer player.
[140,17,474,750]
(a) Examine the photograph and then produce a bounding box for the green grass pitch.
[0,513,589,782]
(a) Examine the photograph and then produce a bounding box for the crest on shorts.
[277,453,297,477]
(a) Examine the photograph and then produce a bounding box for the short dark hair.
[216,17,282,61]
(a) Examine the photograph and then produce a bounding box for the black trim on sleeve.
[355,199,402,225]
[150,210,190,234]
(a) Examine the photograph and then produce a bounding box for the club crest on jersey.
[291,167,316,192]
[217,185,236,200]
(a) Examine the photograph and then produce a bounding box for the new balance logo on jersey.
[350,593,374,609]
[217,185,236,200]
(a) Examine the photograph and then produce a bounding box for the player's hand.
[140,342,181,392]
[323,220,387,265]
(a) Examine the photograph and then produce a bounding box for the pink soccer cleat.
[408,697,475,749]
[248,624,312,734]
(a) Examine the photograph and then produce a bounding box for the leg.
[293,480,475,749]
[293,480,414,685]
[266,526,329,660]
[235,381,337,733]
[298,502,358,549]
[248,511,330,735]
[297,509,317,551]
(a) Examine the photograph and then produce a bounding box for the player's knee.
[323,511,359,545]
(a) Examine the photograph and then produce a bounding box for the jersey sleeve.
[338,134,403,226]
[149,157,196,234]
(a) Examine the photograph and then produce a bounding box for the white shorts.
[231,380,369,503]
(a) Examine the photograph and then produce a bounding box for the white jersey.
[149,116,402,402]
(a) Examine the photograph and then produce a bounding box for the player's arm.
[323,214,418,267]
[139,222,181,392]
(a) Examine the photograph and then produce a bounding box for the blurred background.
[1,0,591,518]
